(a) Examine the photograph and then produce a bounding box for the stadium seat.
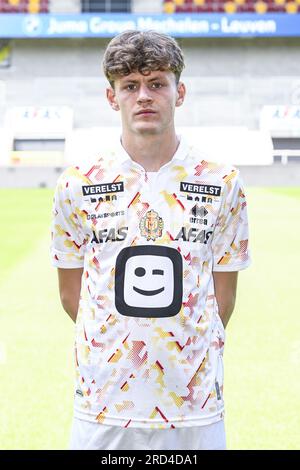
[27,0,49,14]
[213,4,226,11]
[254,1,268,13]
[224,1,237,12]
[266,4,287,10]
[284,0,299,12]
[195,5,216,11]
[163,1,176,13]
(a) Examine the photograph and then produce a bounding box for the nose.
[136,84,153,104]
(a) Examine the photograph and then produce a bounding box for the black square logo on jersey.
[115,245,183,318]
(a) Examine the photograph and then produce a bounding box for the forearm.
[58,267,83,323]
[60,295,80,323]
[212,271,238,329]
[216,297,236,329]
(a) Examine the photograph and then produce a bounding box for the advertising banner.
[1,13,300,38]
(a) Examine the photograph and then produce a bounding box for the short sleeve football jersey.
[51,137,251,429]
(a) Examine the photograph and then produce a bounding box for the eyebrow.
[122,76,165,85]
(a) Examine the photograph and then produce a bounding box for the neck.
[121,130,179,172]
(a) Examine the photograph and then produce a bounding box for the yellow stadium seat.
[9,0,20,6]
[235,0,246,5]
[286,2,298,12]
[194,0,206,6]
[174,0,185,5]
[164,1,176,13]
[224,1,237,13]
[274,0,286,5]
[254,1,268,13]
[28,5,39,14]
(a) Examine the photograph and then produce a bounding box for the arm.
[57,267,83,323]
[212,271,238,329]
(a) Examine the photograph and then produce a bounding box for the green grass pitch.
[0,187,299,450]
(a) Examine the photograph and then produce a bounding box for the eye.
[135,267,146,277]
[152,269,164,275]
[151,82,162,89]
[126,84,137,91]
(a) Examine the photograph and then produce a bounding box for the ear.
[175,82,186,108]
[106,87,120,111]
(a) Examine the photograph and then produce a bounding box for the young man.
[51,31,251,450]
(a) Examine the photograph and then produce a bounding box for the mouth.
[135,110,156,116]
[133,286,165,296]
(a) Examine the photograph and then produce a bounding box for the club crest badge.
[139,209,164,241]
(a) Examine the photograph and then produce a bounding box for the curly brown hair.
[102,30,185,87]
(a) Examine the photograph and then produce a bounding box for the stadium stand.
[0,0,132,13]
[1,0,300,183]
[0,0,300,13]
[163,0,300,14]
[0,0,49,13]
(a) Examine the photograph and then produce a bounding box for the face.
[124,254,174,308]
[115,245,183,318]
[106,70,186,137]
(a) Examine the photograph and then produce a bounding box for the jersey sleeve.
[50,169,87,269]
[211,169,251,272]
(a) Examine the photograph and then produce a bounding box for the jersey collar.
[115,135,190,167]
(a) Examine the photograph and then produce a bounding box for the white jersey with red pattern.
[50,137,251,429]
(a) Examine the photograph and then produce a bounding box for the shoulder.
[55,166,86,196]
[62,148,123,183]
[187,145,240,186]
[56,155,107,190]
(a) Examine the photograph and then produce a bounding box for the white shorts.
[69,417,226,451]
